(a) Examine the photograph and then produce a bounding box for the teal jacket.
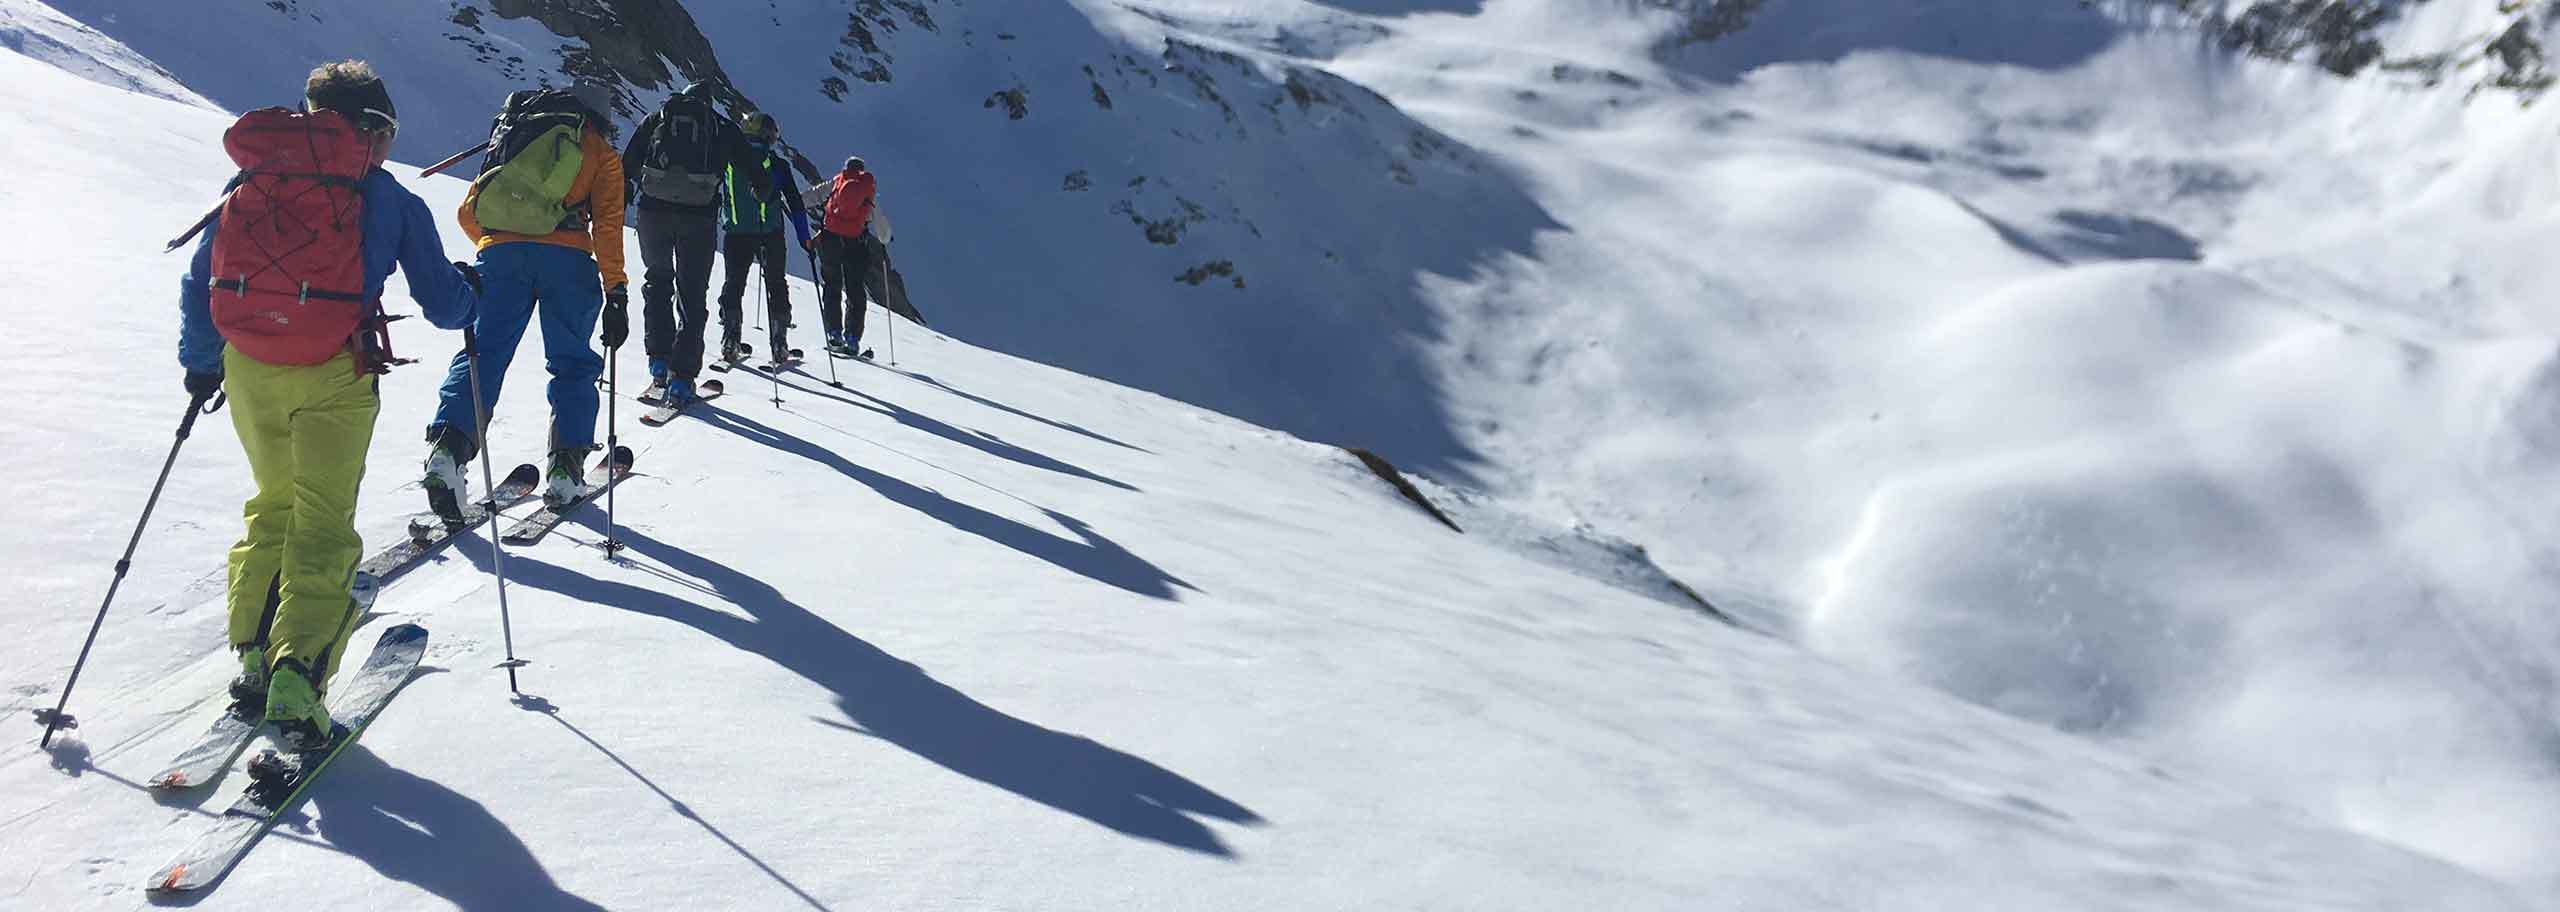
[721,144,809,237]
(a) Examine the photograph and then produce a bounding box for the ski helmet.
[743,111,778,140]
[844,156,866,173]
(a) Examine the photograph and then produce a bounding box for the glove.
[801,235,818,254]
[184,370,223,401]
[453,261,484,296]
[600,285,629,349]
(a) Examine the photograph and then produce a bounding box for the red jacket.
[821,170,877,239]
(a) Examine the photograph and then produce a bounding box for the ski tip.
[377,623,428,646]
[148,772,187,789]
[701,379,725,393]
[152,864,188,892]
[503,462,540,485]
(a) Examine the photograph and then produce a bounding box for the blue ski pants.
[429,241,605,451]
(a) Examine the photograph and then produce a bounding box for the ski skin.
[496,446,638,546]
[637,379,725,428]
[145,624,429,895]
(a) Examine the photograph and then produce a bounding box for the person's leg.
[266,351,380,686]
[817,232,847,340]
[534,245,607,451]
[638,213,678,370]
[220,348,295,654]
[669,216,717,378]
[843,235,874,347]
[759,232,791,353]
[716,232,754,350]
[428,244,538,447]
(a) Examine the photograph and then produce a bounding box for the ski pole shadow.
[481,526,1262,856]
[304,745,606,912]
[510,694,834,912]
[844,363,1151,454]
[768,371,1139,492]
[692,403,1195,600]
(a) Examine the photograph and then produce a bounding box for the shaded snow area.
[0,0,2553,907]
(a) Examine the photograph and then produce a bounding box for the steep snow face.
[0,38,2531,911]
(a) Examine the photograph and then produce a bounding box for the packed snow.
[2,0,2555,907]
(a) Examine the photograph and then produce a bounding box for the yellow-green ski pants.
[221,348,378,687]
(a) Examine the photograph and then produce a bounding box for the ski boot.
[263,658,333,753]
[544,447,591,509]
[824,333,853,359]
[227,644,268,716]
[421,426,474,523]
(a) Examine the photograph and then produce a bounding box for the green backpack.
[472,89,591,235]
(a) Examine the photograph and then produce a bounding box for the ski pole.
[807,242,841,388]
[758,257,782,406]
[36,392,223,748]
[602,346,622,558]
[461,329,527,692]
[881,259,897,367]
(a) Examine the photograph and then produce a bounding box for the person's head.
[742,111,777,144]
[304,60,398,168]
[843,156,866,174]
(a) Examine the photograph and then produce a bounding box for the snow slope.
[0,30,2533,912]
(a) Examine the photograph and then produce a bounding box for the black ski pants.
[717,230,791,352]
[816,230,875,345]
[638,210,717,379]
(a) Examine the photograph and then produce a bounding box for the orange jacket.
[457,126,628,290]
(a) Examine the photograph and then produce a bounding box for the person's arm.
[177,217,222,374]
[621,113,656,200]
[774,155,811,240]
[588,128,628,291]
[391,187,481,330]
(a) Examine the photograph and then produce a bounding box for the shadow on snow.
[468,524,1263,856]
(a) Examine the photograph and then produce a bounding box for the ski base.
[145,706,260,791]
[145,624,429,895]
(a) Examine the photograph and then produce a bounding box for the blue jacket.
[179,168,480,374]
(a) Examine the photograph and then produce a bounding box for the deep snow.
[0,16,2534,910]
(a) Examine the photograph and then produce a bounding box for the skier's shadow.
[845,363,1151,454]
[690,403,1194,599]
[481,523,1262,856]
[303,746,605,910]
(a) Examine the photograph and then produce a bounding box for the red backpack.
[822,170,876,239]
[192,108,377,367]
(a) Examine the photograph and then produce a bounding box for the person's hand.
[453,261,484,296]
[184,370,223,401]
[600,285,630,349]
[801,235,818,254]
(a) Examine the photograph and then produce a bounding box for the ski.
[497,445,637,546]
[353,463,539,585]
[144,706,259,791]
[755,350,806,373]
[707,340,756,373]
[639,375,671,406]
[145,623,429,895]
[637,379,724,428]
[147,573,386,791]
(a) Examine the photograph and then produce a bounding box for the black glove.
[184,370,223,401]
[600,285,629,349]
[453,261,484,296]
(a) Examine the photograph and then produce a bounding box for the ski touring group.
[30,61,924,893]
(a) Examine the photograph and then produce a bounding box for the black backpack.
[480,88,592,175]
[637,93,723,206]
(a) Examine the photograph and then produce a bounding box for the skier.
[423,82,628,510]
[176,61,480,750]
[806,156,880,358]
[624,81,767,404]
[714,111,810,365]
